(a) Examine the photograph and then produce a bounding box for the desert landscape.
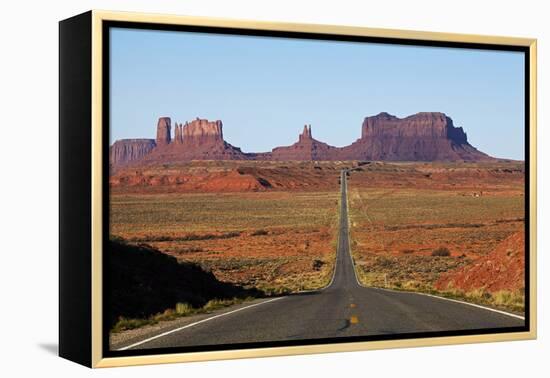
[108,112,526,349]
[110,184,340,295]
[346,161,525,311]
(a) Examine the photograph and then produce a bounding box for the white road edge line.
[297,171,345,294]
[344,171,525,322]
[117,296,285,351]
[344,172,363,287]
[323,171,344,290]
[373,287,525,320]
[322,229,339,290]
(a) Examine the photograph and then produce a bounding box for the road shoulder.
[110,297,283,351]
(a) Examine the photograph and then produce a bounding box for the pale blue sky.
[110,27,525,160]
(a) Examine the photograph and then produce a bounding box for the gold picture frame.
[59,9,537,368]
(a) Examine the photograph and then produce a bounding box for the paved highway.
[116,170,524,351]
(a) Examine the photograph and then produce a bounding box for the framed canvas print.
[59,10,537,368]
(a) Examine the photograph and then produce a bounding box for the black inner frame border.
[102,20,531,359]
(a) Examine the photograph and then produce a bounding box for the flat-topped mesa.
[182,118,224,146]
[361,112,467,143]
[109,112,493,167]
[349,111,488,161]
[109,139,156,167]
[156,117,172,146]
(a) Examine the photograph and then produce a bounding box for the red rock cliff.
[182,119,224,146]
[341,112,488,161]
[174,122,183,144]
[140,118,249,162]
[361,112,467,142]
[272,124,339,161]
[156,117,171,146]
[109,139,156,167]
[110,112,494,166]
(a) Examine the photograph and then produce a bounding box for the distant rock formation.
[271,124,339,161]
[299,124,312,141]
[109,112,494,168]
[339,112,489,161]
[182,119,224,146]
[156,117,171,146]
[361,112,456,139]
[174,122,183,144]
[109,139,156,166]
[141,118,250,162]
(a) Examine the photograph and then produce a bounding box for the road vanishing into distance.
[116,170,525,351]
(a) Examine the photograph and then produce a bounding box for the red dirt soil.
[435,230,525,293]
[109,162,345,193]
[110,161,524,194]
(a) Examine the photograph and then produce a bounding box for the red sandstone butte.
[271,124,339,161]
[345,112,490,161]
[142,118,250,162]
[109,139,156,167]
[109,112,494,168]
[156,117,172,146]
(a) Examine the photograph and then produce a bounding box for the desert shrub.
[203,298,243,312]
[432,247,451,257]
[129,232,242,243]
[221,231,241,238]
[181,232,241,241]
[403,280,423,290]
[492,290,524,308]
[251,229,269,236]
[175,302,193,315]
[112,317,152,333]
[465,288,492,301]
[154,308,178,322]
[203,299,225,311]
[312,259,325,271]
[176,247,204,254]
[375,256,395,267]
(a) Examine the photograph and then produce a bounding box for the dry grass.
[348,163,525,313]
[111,297,255,333]
[111,191,338,234]
[356,268,524,313]
[349,188,524,262]
[110,191,339,293]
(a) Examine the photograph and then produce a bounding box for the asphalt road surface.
[117,170,524,351]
